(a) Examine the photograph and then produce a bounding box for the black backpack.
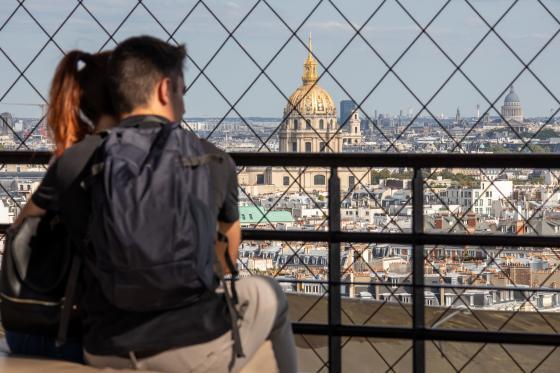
[85,116,221,310]
[84,116,243,359]
[0,139,99,346]
[0,213,81,340]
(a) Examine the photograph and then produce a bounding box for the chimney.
[515,220,525,235]
[466,212,477,232]
[435,215,443,230]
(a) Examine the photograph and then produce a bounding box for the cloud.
[308,21,353,32]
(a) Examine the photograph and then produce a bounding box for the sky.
[0,0,559,119]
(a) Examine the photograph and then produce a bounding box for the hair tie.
[77,52,92,71]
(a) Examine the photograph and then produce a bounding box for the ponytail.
[47,50,92,157]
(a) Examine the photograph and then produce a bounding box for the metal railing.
[1,151,560,372]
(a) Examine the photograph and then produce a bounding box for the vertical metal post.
[328,167,341,373]
[412,167,425,373]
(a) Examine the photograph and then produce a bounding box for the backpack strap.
[218,231,239,305]
[56,255,81,348]
[53,134,104,348]
[140,122,175,170]
[56,134,104,191]
[215,232,245,370]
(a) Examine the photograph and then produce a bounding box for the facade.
[438,179,513,216]
[341,110,363,147]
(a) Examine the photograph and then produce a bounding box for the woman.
[6,49,116,363]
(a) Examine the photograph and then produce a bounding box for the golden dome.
[284,35,336,117]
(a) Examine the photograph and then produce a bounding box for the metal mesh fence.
[1,1,560,372]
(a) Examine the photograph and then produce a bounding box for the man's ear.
[157,77,172,106]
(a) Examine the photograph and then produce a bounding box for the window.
[292,142,297,152]
[293,119,299,129]
[349,176,355,188]
[314,175,326,185]
[354,126,358,133]
[306,119,311,129]
[319,119,324,130]
[283,176,289,186]
[256,174,265,185]
[330,119,335,129]
[319,142,325,152]
[305,142,312,152]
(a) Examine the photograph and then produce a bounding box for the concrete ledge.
[0,341,276,372]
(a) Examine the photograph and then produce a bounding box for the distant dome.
[285,84,336,116]
[284,37,336,117]
[504,86,520,106]
[501,85,523,122]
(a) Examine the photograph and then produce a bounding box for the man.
[23,36,297,372]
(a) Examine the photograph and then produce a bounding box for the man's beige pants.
[84,276,297,373]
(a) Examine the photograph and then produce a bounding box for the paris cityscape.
[1,38,559,315]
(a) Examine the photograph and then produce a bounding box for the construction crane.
[1,103,50,138]
[0,102,48,117]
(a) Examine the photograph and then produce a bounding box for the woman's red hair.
[47,50,113,156]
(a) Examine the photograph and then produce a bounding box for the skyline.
[0,0,558,119]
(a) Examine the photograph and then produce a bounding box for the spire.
[302,33,318,85]
[307,33,313,60]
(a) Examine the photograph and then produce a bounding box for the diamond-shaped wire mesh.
[1,1,560,371]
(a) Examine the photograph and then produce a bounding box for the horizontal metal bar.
[242,230,560,247]
[2,225,553,246]
[3,151,560,169]
[0,151,51,164]
[275,278,560,294]
[0,225,558,248]
[292,323,560,346]
[231,152,560,169]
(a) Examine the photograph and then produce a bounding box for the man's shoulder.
[196,137,235,167]
[198,137,225,156]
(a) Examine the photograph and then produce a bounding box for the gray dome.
[504,86,520,105]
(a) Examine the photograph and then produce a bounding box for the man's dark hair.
[108,35,186,114]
